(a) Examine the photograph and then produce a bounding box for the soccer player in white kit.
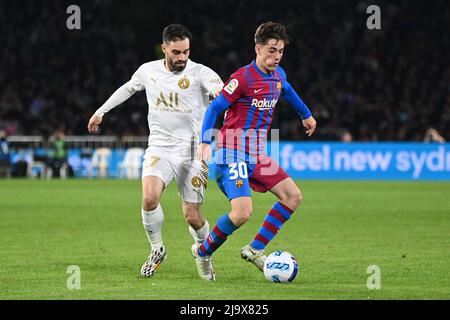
[87,24,223,281]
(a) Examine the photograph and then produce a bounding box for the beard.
[166,58,187,72]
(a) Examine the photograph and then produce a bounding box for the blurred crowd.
[0,1,144,138]
[0,0,448,142]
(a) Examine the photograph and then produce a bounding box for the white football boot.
[140,246,167,277]
[191,242,216,281]
[240,244,267,271]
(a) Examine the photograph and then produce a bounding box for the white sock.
[189,219,210,243]
[142,204,164,250]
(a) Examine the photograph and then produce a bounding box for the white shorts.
[142,147,205,204]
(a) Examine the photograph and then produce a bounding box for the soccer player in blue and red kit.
[192,22,317,280]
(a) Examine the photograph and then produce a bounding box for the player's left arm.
[281,82,316,136]
[279,68,317,137]
[199,66,224,100]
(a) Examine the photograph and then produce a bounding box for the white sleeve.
[199,66,223,96]
[94,68,145,117]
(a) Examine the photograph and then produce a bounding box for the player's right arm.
[198,72,246,162]
[87,67,145,133]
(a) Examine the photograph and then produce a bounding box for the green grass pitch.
[1,179,449,299]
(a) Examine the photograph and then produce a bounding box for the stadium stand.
[0,0,448,143]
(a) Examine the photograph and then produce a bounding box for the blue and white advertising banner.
[9,143,450,180]
[270,142,450,180]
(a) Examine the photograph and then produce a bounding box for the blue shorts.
[214,157,290,201]
[215,162,255,200]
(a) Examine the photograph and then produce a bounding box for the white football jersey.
[130,59,223,154]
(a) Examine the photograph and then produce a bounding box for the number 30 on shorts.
[228,162,248,180]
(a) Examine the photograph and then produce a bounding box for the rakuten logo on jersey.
[251,98,278,110]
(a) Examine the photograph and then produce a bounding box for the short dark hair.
[254,22,289,45]
[162,24,192,43]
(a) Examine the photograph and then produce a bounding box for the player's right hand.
[87,114,102,133]
[197,143,212,163]
[200,160,209,189]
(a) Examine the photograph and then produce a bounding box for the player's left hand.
[302,116,317,137]
[209,88,221,101]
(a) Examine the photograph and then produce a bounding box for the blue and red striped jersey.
[217,61,287,162]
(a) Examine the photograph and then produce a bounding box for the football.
[263,251,299,283]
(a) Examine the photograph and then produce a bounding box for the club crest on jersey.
[178,76,190,89]
[191,176,202,188]
[224,79,239,94]
[277,81,282,92]
[235,180,244,188]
